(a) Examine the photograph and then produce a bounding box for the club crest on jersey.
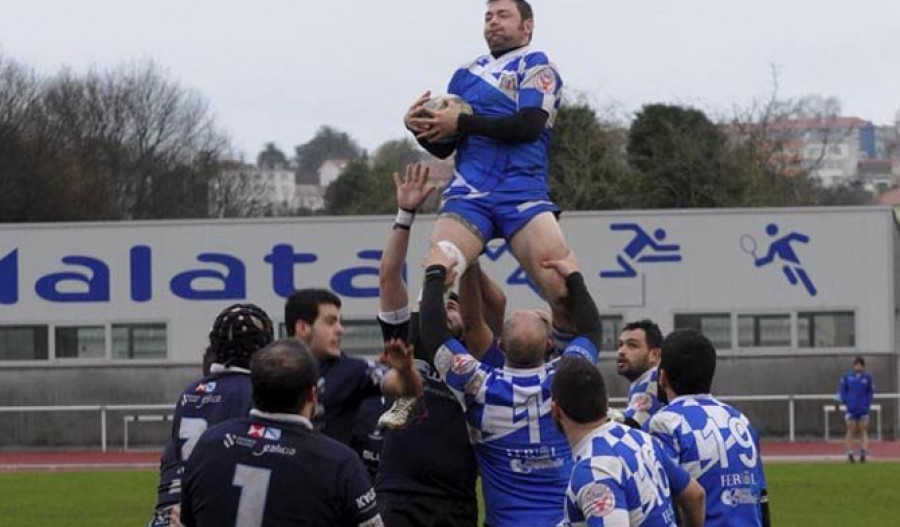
[499,72,518,96]
[537,69,556,94]
[630,393,653,412]
[195,381,217,393]
[581,482,615,518]
[248,423,282,441]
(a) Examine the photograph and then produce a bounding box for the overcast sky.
[2,0,898,158]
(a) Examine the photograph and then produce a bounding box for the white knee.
[437,240,467,280]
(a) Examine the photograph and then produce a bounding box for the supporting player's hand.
[411,105,462,144]
[404,91,432,133]
[170,504,183,527]
[424,243,458,286]
[541,250,580,278]
[394,163,435,212]
[380,338,415,371]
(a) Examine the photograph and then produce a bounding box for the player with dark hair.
[649,329,771,527]
[374,163,507,527]
[284,287,422,446]
[420,246,601,526]
[617,319,665,429]
[839,356,874,462]
[148,303,275,527]
[404,0,578,351]
[180,339,385,527]
[551,355,706,526]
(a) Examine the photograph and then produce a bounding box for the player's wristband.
[393,208,415,230]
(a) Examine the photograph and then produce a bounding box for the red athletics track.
[1,441,899,471]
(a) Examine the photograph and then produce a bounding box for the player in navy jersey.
[551,356,706,527]
[148,303,275,527]
[616,320,665,429]
[351,393,391,481]
[404,0,578,349]
[839,356,875,462]
[180,338,385,527]
[285,288,422,446]
[375,163,506,527]
[420,247,601,526]
[649,330,771,527]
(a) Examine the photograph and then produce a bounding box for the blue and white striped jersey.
[560,421,689,527]
[445,46,563,196]
[624,367,664,429]
[435,336,598,527]
[649,395,767,527]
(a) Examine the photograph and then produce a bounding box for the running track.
[1,441,899,471]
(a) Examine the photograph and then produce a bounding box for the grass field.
[0,463,897,526]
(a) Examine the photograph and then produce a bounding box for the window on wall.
[56,326,106,359]
[112,323,167,359]
[0,325,49,360]
[738,314,791,347]
[600,315,624,351]
[674,313,731,350]
[798,311,855,348]
[341,320,384,357]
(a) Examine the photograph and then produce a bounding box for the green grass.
[0,470,158,527]
[766,462,899,526]
[0,463,896,526]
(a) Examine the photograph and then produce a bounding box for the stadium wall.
[0,207,897,446]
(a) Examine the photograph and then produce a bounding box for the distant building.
[318,159,349,188]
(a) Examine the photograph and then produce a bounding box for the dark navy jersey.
[162,368,253,508]
[351,395,391,482]
[181,410,383,527]
[374,313,478,502]
[316,354,383,445]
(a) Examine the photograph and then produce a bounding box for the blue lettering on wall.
[169,253,246,300]
[130,245,152,302]
[0,249,18,305]
[264,244,318,298]
[35,256,110,302]
[331,250,382,298]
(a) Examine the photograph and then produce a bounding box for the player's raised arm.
[418,244,458,357]
[456,261,496,359]
[379,338,423,399]
[379,163,434,316]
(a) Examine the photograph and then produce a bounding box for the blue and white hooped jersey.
[560,421,689,527]
[434,336,597,527]
[624,367,664,429]
[445,46,563,196]
[649,395,767,527]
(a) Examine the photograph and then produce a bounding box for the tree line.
[0,51,872,223]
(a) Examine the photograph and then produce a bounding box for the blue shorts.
[440,189,559,242]
[845,412,869,421]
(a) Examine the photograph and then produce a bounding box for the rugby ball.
[421,94,473,144]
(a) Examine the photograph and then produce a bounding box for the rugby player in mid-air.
[405,0,579,350]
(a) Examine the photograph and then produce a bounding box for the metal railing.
[0,393,897,451]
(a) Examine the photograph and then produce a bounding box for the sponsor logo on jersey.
[721,488,760,507]
[581,482,615,518]
[355,487,377,511]
[195,382,217,394]
[252,443,296,457]
[248,423,266,438]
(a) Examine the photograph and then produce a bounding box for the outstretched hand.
[393,163,435,211]
[380,338,414,371]
[541,250,580,278]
